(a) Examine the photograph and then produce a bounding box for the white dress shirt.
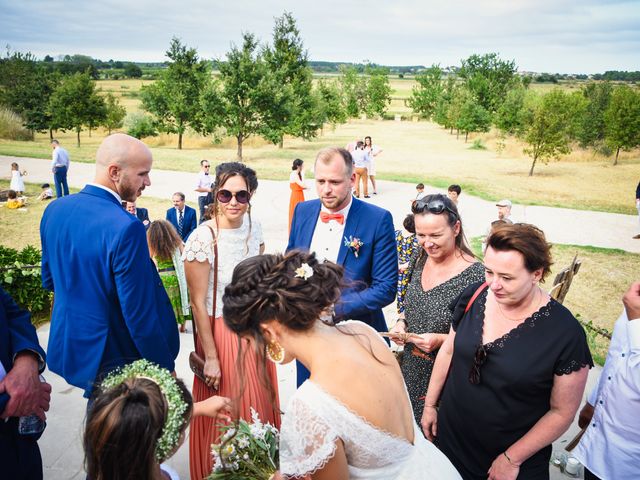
[195,171,213,198]
[87,183,122,204]
[573,310,640,479]
[0,360,6,382]
[51,146,70,170]
[351,149,371,169]
[309,200,353,263]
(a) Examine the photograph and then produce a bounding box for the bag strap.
[191,225,219,349]
[465,282,488,314]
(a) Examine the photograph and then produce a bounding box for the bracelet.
[503,451,520,468]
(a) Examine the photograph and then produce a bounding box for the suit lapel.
[337,199,362,266]
[300,201,321,249]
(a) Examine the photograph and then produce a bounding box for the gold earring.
[266,341,285,364]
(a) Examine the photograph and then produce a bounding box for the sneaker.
[364,195,371,198]
[373,192,378,195]
[633,234,640,239]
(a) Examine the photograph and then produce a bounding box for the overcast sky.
[1,0,638,73]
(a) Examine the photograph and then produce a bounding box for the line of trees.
[408,54,640,174]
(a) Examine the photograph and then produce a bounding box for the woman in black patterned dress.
[422,223,592,480]
[389,194,484,423]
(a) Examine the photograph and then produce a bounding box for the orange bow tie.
[320,212,345,225]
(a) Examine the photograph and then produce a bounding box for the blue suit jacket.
[40,185,179,395]
[0,286,46,415]
[135,207,150,226]
[288,198,397,330]
[166,205,197,242]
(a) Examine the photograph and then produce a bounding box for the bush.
[468,138,487,150]
[126,112,158,139]
[0,245,52,317]
[0,108,33,140]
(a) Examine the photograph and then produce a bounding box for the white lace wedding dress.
[279,325,462,479]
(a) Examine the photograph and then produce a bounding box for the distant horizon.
[2,0,638,75]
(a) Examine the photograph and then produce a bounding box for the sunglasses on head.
[216,189,250,204]
[413,197,458,219]
[468,344,488,385]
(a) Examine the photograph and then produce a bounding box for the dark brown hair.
[7,189,17,200]
[486,223,553,281]
[402,213,415,233]
[84,377,192,480]
[147,219,183,261]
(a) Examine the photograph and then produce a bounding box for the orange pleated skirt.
[189,316,281,480]
[289,183,305,231]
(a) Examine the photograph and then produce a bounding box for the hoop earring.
[266,341,285,364]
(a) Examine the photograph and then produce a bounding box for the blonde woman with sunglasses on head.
[183,162,280,480]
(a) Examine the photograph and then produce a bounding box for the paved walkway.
[2,154,639,254]
[1,154,618,479]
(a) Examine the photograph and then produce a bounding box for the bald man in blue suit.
[40,134,179,398]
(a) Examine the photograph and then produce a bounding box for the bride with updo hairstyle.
[222,250,462,480]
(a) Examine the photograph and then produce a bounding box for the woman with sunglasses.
[422,223,592,480]
[183,162,280,480]
[389,194,484,424]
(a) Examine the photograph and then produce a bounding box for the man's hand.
[578,402,595,429]
[0,353,51,420]
[623,281,640,320]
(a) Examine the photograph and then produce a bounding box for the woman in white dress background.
[222,250,461,480]
[363,136,382,195]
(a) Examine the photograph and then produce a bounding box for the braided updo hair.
[223,250,344,337]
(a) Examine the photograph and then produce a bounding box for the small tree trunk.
[465,132,469,142]
[279,137,284,149]
[76,128,81,147]
[450,126,453,134]
[237,133,243,161]
[108,127,112,135]
[178,132,183,150]
[89,126,92,137]
[613,146,620,166]
[529,155,538,176]
[456,129,459,140]
[49,128,53,141]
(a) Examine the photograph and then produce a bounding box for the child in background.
[6,190,25,209]
[84,360,231,480]
[395,214,419,315]
[415,183,426,201]
[447,184,461,205]
[9,162,26,196]
[38,183,53,201]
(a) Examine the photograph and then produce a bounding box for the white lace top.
[280,322,462,479]
[181,219,263,317]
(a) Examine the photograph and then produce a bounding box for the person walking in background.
[422,223,592,479]
[572,280,640,480]
[288,147,397,386]
[147,219,190,332]
[634,180,640,239]
[447,184,461,205]
[364,135,382,195]
[166,192,197,242]
[394,213,419,315]
[9,162,26,196]
[183,162,279,480]
[0,286,52,480]
[351,141,372,198]
[288,158,307,231]
[389,195,484,422]
[195,159,214,223]
[40,133,179,399]
[50,139,70,198]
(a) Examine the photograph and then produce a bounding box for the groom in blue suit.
[288,147,397,386]
[40,134,179,397]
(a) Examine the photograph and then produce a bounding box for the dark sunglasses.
[413,198,458,219]
[468,344,488,385]
[216,189,250,204]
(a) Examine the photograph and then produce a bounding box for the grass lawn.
[470,237,638,364]
[0,180,197,250]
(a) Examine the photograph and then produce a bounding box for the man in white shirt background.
[50,139,70,198]
[195,159,214,223]
[573,280,640,480]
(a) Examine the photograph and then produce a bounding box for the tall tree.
[263,12,317,146]
[459,53,517,113]
[604,85,640,166]
[519,90,575,176]
[339,65,367,118]
[577,82,612,148]
[200,33,287,160]
[315,79,347,129]
[456,95,492,142]
[495,85,529,136]
[48,71,105,146]
[103,93,127,134]
[141,38,210,149]
[363,66,392,118]
[407,64,445,120]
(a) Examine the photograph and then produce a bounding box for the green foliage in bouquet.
[208,409,279,480]
[0,245,52,316]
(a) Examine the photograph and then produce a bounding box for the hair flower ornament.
[344,236,364,258]
[294,263,314,280]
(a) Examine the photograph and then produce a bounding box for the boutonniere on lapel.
[344,236,364,258]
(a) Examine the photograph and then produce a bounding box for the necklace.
[495,287,541,322]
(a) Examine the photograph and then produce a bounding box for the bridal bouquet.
[207,408,279,480]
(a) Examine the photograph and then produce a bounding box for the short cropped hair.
[173,192,185,201]
[314,147,353,176]
[416,183,424,190]
[448,184,461,195]
[486,223,553,281]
